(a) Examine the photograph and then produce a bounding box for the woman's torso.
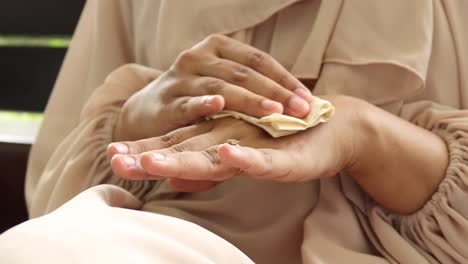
[108,1,468,263]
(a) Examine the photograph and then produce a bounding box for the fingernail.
[261,99,282,112]
[122,155,136,167]
[293,88,314,102]
[152,153,166,161]
[203,95,216,105]
[113,143,129,154]
[287,95,309,114]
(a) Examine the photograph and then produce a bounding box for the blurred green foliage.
[0,35,70,48]
[0,111,43,121]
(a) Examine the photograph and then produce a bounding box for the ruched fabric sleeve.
[28,64,162,217]
[24,0,164,217]
[363,101,468,264]
[299,2,468,261]
[302,103,468,264]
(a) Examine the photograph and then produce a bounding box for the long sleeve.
[301,101,468,264]
[21,0,468,262]
[360,101,468,263]
[25,0,145,216]
[298,1,468,261]
[28,64,161,217]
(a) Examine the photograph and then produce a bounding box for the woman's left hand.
[107,95,362,192]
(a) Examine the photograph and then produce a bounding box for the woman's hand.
[109,94,449,214]
[114,34,312,141]
[109,95,361,187]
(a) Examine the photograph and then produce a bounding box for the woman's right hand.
[114,34,313,141]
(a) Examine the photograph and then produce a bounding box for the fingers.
[172,95,225,125]
[110,154,167,180]
[139,145,235,180]
[108,119,239,180]
[218,144,301,182]
[115,142,300,182]
[107,121,214,157]
[209,35,313,99]
[134,122,241,180]
[176,34,313,118]
[196,59,311,117]
[182,77,283,118]
[109,117,256,181]
[129,119,261,181]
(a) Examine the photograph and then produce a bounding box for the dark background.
[0,0,85,233]
[1,0,85,112]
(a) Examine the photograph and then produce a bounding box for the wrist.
[341,98,376,175]
[345,101,449,214]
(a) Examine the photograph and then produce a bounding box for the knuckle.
[246,51,267,69]
[267,84,287,101]
[276,73,292,88]
[116,63,139,74]
[105,63,139,83]
[176,99,190,115]
[200,119,217,132]
[159,125,195,148]
[159,74,189,100]
[164,67,179,79]
[201,148,220,167]
[278,152,301,181]
[208,59,225,68]
[129,140,153,154]
[236,92,252,106]
[204,78,226,94]
[171,103,196,128]
[169,143,191,154]
[205,34,226,46]
[260,150,273,166]
[251,94,267,109]
[255,169,272,179]
[173,155,189,178]
[277,168,296,182]
[176,50,199,66]
[230,66,250,85]
[160,133,179,148]
[252,150,274,179]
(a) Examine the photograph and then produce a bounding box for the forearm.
[347,101,449,214]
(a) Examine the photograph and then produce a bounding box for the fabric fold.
[307,0,433,107]
[151,0,302,69]
[361,101,468,263]
[22,0,468,263]
[28,64,162,217]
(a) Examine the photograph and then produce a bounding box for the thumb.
[218,144,300,182]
